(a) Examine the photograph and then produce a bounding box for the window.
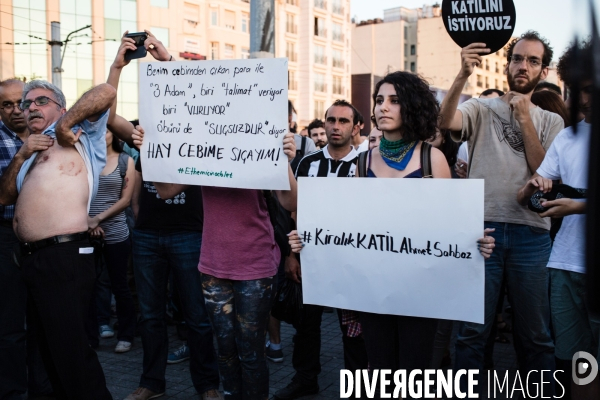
[104,18,122,41]
[286,42,297,62]
[286,13,297,34]
[314,17,326,38]
[332,23,343,42]
[224,44,234,59]
[151,0,168,7]
[485,76,489,87]
[410,45,416,55]
[314,73,326,92]
[288,70,298,90]
[314,100,325,119]
[151,27,169,47]
[184,2,200,31]
[286,0,298,5]
[314,45,326,65]
[404,26,408,37]
[495,62,499,73]
[224,10,235,30]
[476,75,483,87]
[485,60,489,70]
[314,0,326,9]
[503,81,508,92]
[211,42,219,59]
[410,62,415,72]
[332,49,343,68]
[211,10,218,26]
[495,79,499,89]
[241,47,249,59]
[404,44,408,56]
[241,13,249,33]
[332,0,343,15]
[333,76,343,95]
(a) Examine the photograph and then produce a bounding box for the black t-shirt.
[135,158,203,231]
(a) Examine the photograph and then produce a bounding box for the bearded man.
[439,31,564,396]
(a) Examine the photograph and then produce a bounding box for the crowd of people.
[0,26,596,400]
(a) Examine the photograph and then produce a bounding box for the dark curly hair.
[307,118,324,133]
[371,71,439,142]
[506,30,553,68]
[557,39,593,88]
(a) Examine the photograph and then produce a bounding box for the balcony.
[314,28,327,39]
[332,58,344,68]
[332,32,344,42]
[287,52,298,62]
[314,0,327,10]
[314,83,327,92]
[314,55,327,65]
[286,24,298,34]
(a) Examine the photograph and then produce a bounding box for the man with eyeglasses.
[0,79,54,400]
[440,31,564,395]
[0,80,117,399]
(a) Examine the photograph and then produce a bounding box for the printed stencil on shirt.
[143,182,187,205]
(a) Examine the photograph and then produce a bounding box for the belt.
[20,232,89,255]
[0,219,13,228]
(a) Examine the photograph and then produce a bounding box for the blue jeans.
[132,229,219,394]
[455,222,555,393]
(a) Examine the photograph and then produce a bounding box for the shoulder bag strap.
[421,141,433,178]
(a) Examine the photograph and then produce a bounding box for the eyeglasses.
[509,55,546,68]
[19,96,62,111]
[0,101,22,112]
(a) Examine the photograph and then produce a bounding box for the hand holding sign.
[442,0,516,54]
[459,43,491,78]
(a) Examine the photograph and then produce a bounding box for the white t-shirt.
[355,138,369,153]
[457,142,469,163]
[537,121,590,274]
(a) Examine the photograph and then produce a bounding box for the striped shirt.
[294,145,358,178]
[0,121,24,221]
[89,163,129,244]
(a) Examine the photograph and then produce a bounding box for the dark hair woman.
[531,89,570,128]
[289,72,496,398]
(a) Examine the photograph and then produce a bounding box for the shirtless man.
[0,80,116,399]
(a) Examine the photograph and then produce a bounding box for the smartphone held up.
[124,32,148,61]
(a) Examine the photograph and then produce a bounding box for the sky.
[350,0,600,61]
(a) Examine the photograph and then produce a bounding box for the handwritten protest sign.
[297,178,485,324]
[138,58,290,190]
[442,0,516,53]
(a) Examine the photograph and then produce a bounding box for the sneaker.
[202,389,224,400]
[124,387,165,400]
[274,381,319,400]
[99,325,114,338]
[115,341,132,353]
[266,344,284,363]
[167,343,190,364]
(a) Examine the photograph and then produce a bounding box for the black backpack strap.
[357,151,368,178]
[420,141,433,178]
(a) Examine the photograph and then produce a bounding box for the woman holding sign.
[290,71,495,397]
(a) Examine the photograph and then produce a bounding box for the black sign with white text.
[441,0,517,53]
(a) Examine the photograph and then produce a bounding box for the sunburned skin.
[14,142,89,242]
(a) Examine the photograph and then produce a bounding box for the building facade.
[1,0,351,125]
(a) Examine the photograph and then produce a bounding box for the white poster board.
[297,178,485,323]
[138,58,289,190]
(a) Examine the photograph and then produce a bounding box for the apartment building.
[351,4,513,130]
[1,0,351,125]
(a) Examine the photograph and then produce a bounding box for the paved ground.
[98,310,519,399]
